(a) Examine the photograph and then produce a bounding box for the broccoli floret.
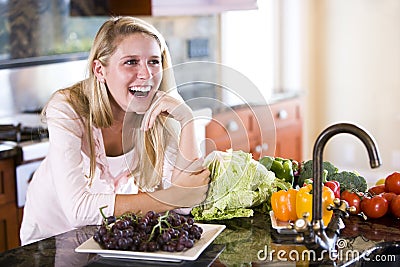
[297,160,338,186]
[327,171,368,193]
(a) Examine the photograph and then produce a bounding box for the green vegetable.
[259,156,294,185]
[191,150,290,221]
[298,160,338,187]
[327,171,367,193]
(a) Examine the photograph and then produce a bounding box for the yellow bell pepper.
[296,184,335,226]
[271,188,298,222]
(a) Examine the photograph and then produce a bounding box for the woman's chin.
[127,106,149,114]
[126,101,151,114]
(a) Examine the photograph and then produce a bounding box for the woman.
[20,17,210,245]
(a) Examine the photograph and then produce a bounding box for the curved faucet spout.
[312,123,382,223]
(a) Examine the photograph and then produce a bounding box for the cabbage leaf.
[191,149,289,220]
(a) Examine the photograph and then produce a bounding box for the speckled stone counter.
[0,212,399,267]
[0,141,18,160]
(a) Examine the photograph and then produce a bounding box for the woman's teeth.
[128,86,151,97]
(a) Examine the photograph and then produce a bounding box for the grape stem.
[99,205,108,223]
[147,211,171,242]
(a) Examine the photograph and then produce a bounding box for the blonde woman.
[20,17,210,245]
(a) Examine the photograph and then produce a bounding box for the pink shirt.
[20,92,178,245]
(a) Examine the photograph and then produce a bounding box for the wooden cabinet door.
[205,107,257,155]
[269,98,303,162]
[205,98,303,162]
[0,203,19,252]
[0,158,19,252]
[275,124,303,162]
[0,158,16,205]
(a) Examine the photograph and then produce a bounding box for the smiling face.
[94,32,163,114]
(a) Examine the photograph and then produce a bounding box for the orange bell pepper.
[271,188,298,222]
[296,184,335,226]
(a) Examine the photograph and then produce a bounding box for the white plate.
[270,211,345,235]
[75,223,226,262]
[269,211,297,234]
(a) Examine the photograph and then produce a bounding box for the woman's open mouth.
[128,85,151,97]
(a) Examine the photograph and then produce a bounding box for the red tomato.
[381,192,397,203]
[368,184,386,195]
[385,172,400,194]
[341,190,362,214]
[360,195,389,219]
[390,195,400,219]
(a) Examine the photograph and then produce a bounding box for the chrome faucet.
[294,123,381,253]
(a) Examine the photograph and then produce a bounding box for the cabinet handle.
[262,143,269,151]
[278,109,288,120]
[255,143,269,153]
[226,120,239,132]
[255,145,262,153]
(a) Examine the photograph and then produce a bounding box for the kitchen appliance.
[0,114,49,208]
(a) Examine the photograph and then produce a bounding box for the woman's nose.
[137,63,151,79]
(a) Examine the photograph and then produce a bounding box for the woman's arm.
[44,93,116,226]
[141,91,202,174]
[115,91,210,216]
[114,164,210,216]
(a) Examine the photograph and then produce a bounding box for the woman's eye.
[126,59,139,65]
[149,59,160,65]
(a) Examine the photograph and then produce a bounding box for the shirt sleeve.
[161,136,192,215]
[45,92,115,227]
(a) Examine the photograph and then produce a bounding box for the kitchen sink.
[343,241,400,267]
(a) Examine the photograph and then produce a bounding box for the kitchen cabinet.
[269,97,303,162]
[205,97,302,162]
[0,157,19,252]
[152,0,258,16]
[70,0,258,16]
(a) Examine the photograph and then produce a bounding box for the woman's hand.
[141,91,193,131]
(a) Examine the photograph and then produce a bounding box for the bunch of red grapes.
[93,209,203,252]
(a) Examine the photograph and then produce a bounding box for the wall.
[305,0,400,184]
[219,0,274,106]
[144,15,221,111]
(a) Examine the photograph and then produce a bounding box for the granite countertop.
[207,91,302,115]
[0,212,399,267]
[0,141,18,160]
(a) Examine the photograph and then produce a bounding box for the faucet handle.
[294,213,312,243]
[346,206,357,214]
[294,212,311,232]
[327,198,352,218]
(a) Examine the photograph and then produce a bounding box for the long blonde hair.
[46,17,179,191]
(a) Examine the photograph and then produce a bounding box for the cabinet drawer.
[205,107,256,155]
[269,98,302,128]
[0,158,16,205]
[206,108,253,139]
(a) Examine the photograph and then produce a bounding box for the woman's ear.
[93,59,106,82]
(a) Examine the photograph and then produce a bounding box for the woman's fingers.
[174,166,210,189]
[141,91,192,131]
[141,92,164,131]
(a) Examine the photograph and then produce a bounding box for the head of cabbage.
[191,149,290,221]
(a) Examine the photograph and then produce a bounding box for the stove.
[0,124,49,143]
[0,114,49,207]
